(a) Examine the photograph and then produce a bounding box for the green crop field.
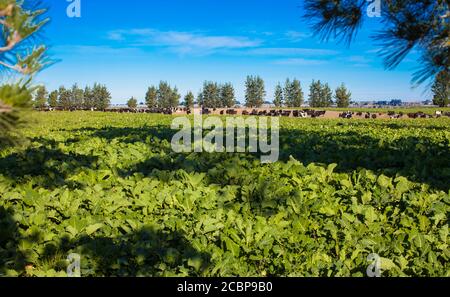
[0,112,449,277]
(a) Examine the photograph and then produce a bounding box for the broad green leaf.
[85,223,104,236]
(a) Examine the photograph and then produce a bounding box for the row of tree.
[274,79,303,108]
[37,75,447,110]
[144,82,181,109]
[46,78,352,110]
[432,72,450,108]
[217,76,351,108]
[34,84,112,110]
[274,79,352,108]
[141,81,237,110]
[197,82,236,108]
[310,81,352,108]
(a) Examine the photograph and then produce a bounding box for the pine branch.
[0,4,14,17]
[0,60,25,73]
[0,31,21,52]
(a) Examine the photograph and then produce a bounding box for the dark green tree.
[58,86,72,110]
[83,86,94,109]
[34,86,47,109]
[335,83,352,108]
[92,83,111,110]
[127,97,138,109]
[245,75,265,108]
[157,81,173,108]
[48,90,58,108]
[71,84,84,109]
[221,83,235,108]
[197,92,203,107]
[184,91,195,108]
[432,71,450,107]
[145,86,158,108]
[274,83,284,107]
[303,0,449,85]
[284,79,292,107]
[308,80,321,108]
[285,79,304,107]
[99,85,111,110]
[170,87,181,108]
[320,83,333,107]
[201,81,221,108]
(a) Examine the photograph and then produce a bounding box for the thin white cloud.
[366,48,381,54]
[347,55,372,64]
[107,29,262,55]
[246,47,338,56]
[284,31,311,42]
[51,45,144,56]
[107,32,125,41]
[274,58,327,66]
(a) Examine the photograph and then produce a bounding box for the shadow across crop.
[68,125,175,145]
[0,206,211,276]
[0,147,98,189]
[278,128,449,191]
[2,121,448,192]
[84,125,449,191]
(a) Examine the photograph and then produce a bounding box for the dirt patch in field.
[323,111,340,119]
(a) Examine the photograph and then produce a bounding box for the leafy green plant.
[0,112,449,277]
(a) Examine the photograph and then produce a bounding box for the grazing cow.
[308,110,326,118]
[281,110,291,117]
[408,112,428,119]
[339,111,353,119]
[290,110,306,118]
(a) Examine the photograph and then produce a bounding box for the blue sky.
[35,0,430,103]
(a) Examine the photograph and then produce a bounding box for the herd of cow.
[43,107,328,118]
[339,110,450,119]
[40,106,449,120]
[213,109,326,118]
